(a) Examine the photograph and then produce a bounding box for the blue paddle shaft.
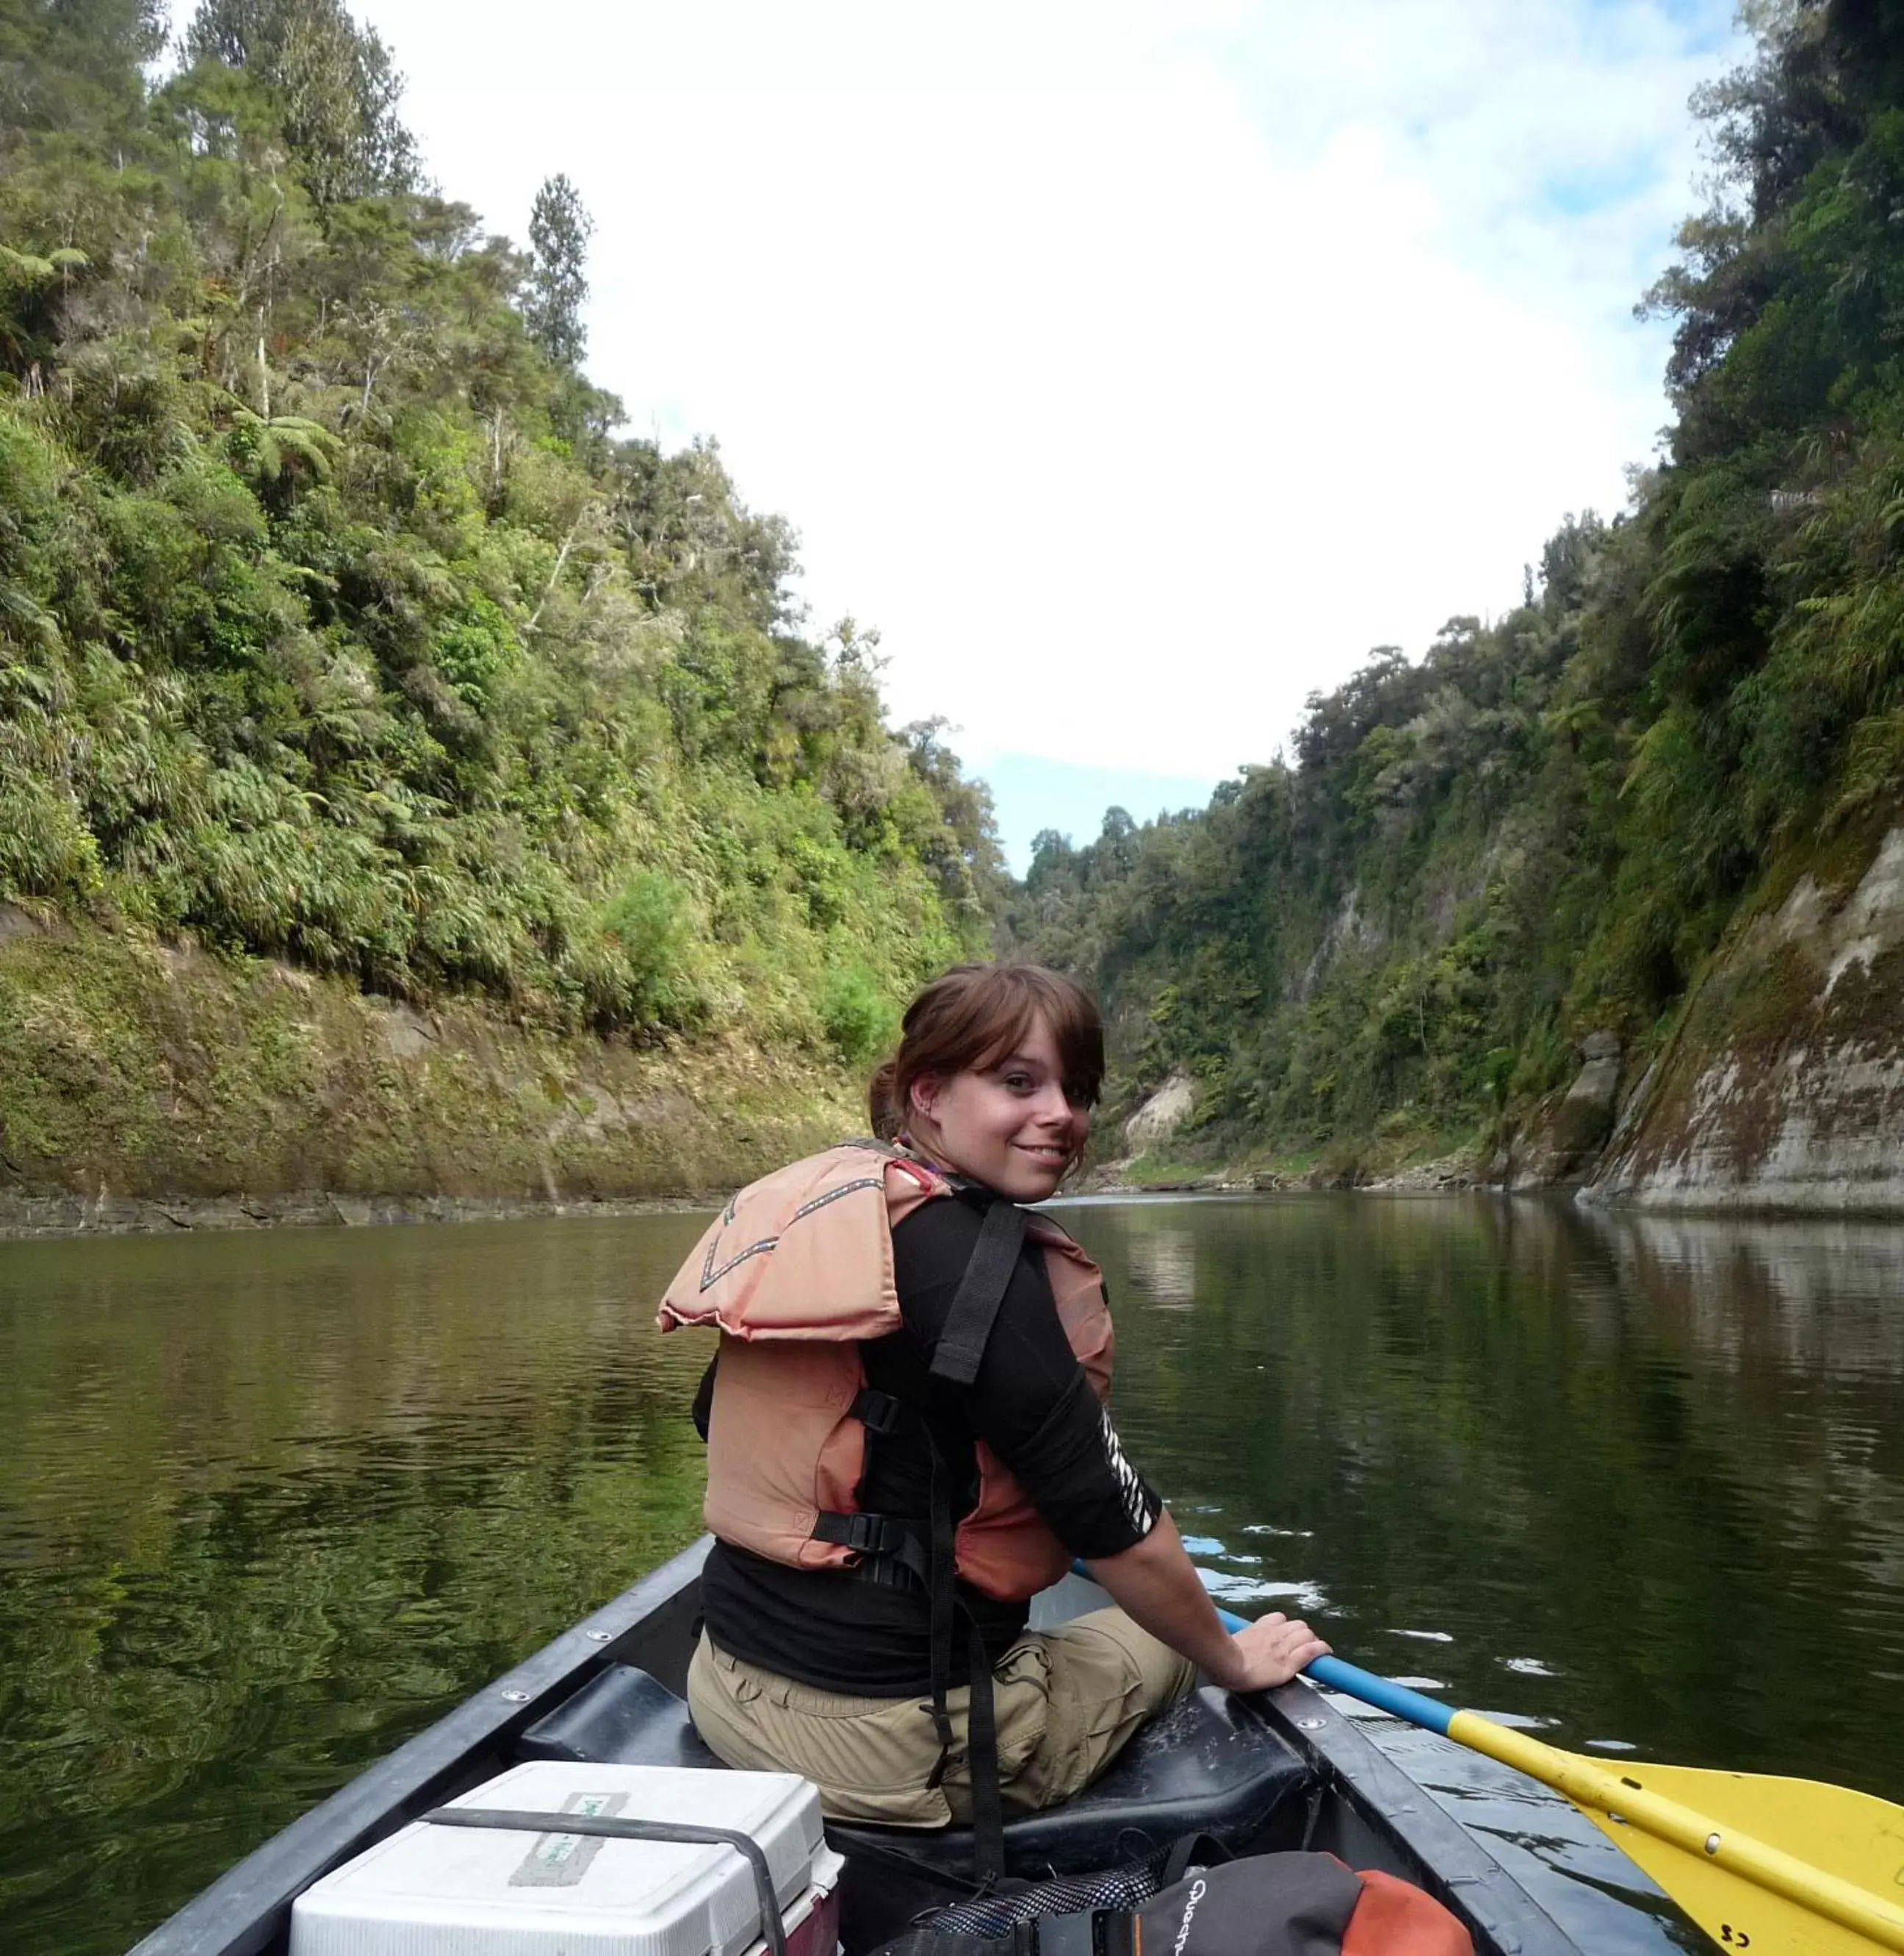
[1302,1655,1455,1734]
[1208,1597,1456,1735]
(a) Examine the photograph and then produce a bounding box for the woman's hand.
[1086,1512,1330,1692]
[1205,1610,1331,1694]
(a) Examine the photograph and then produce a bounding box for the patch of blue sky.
[976,753,1227,877]
[1603,0,1738,51]
[1540,154,1669,219]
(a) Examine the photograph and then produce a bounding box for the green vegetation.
[0,916,858,1205]
[0,0,998,1088]
[9,1,1903,1198]
[1008,4,1904,1172]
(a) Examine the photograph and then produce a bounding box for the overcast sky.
[186,1,1752,864]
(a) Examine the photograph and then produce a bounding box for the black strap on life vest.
[809,1194,1031,1885]
[925,1199,1028,1877]
[930,1198,1030,1387]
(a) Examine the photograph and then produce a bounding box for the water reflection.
[1121,1222,1202,1310]
[1066,1194,1904,1951]
[1580,1208,1904,1378]
[1065,1194,1904,1805]
[0,1195,1899,1954]
[0,1219,714,1955]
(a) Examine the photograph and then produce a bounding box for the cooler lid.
[289,1762,836,1956]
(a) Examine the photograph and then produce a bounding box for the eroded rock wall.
[1496,1032,1623,1190]
[1123,1073,1196,1150]
[0,913,854,1232]
[1585,826,1904,1213]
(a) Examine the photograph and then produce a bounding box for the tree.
[0,0,166,134]
[184,0,419,205]
[523,173,594,368]
[0,0,998,1067]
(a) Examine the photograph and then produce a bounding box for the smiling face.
[906,1011,1091,1202]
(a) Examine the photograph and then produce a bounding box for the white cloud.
[219,1,1749,782]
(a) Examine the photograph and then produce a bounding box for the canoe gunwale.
[1256,1679,1582,1956]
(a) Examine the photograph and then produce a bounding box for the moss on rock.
[0,917,856,1224]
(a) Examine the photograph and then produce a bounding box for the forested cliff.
[7,1,1904,1221]
[1009,3,1904,1210]
[0,0,999,1217]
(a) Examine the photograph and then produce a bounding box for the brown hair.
[868,963,1105,1141]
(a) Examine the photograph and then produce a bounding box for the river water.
[1,1194,1900,1953]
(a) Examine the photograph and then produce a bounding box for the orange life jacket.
[656,1141,1114,1602]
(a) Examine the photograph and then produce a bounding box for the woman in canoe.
[656,961,1327,1855]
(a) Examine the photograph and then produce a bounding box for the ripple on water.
[1501,1656,1559,1677]
[1197,1570,1329,1610]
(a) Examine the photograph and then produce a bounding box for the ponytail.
[868,1058,904,1139]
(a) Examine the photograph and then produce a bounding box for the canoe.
[128,1539,1682,1956]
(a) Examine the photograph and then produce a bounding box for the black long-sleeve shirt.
[699,1184,1162,1694]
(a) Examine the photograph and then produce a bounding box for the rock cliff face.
[1123,1073,1196,1151]
[1583,826,1904,1213]
[0,912,851,1234]
[1496,1031,1623,1191]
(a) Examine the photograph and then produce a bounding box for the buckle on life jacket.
[812,1509,924,1558]
[848,1385,914,1437]
[846,1553,923,1592]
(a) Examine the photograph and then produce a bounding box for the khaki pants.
[686,1609,1196,1827]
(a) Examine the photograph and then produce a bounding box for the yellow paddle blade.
[1446,1714,1904,1955]
[1636,1763,1904,1906]
[1581,1764,1904,1956]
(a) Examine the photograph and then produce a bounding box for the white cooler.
[289,1763,845,1956]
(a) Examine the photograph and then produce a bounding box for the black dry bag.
[879,1852,1472,1956]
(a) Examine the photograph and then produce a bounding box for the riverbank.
[1091,1129,1487,1198]
[1100,820,1904,1221]
[0,1188,721,1241]
[0,911,856,1235]
[0,1161,1481,1237]
[6,907,1499,1241]
[10,892,1903,1239]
